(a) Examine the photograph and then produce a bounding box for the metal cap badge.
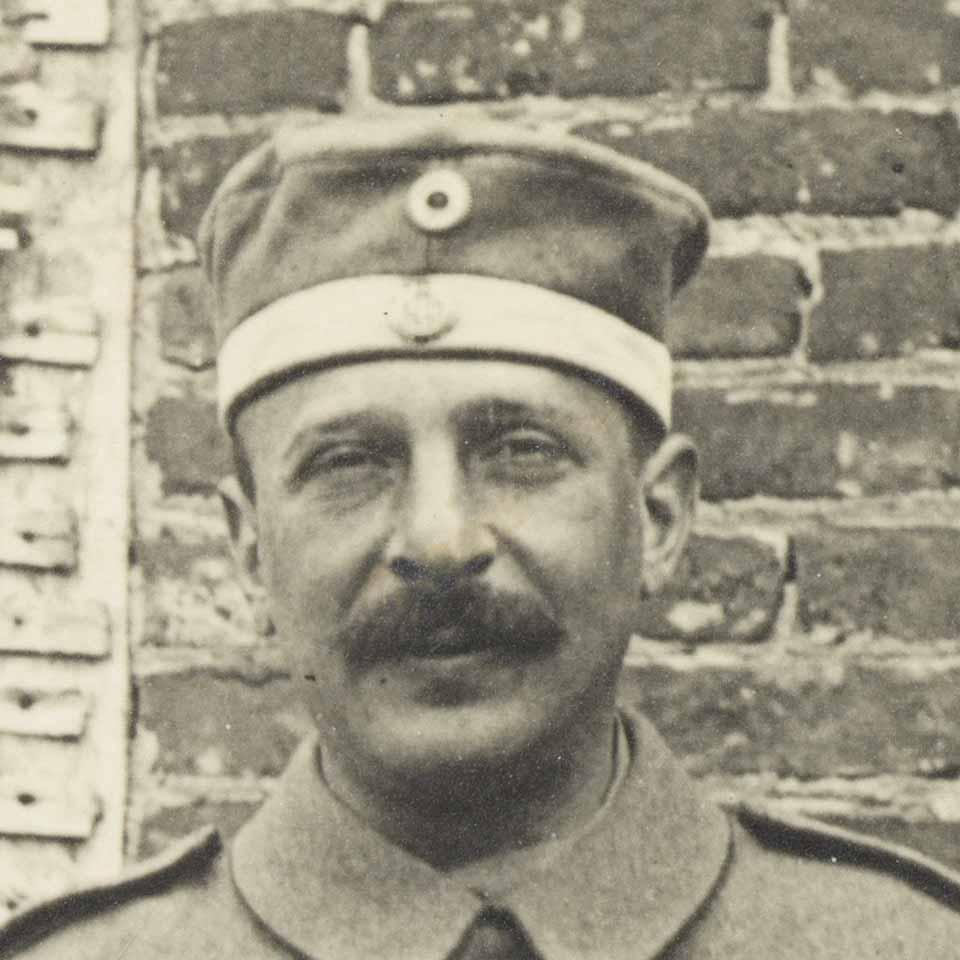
[387,277,458,343]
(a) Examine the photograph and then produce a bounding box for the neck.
[320,710,620,870]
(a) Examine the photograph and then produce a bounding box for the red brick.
[138,797,263,857]
[154,133,265,243]
[620,659,960,778]
[794,527,960,642]
[144,394,232,496]
[809,246,960,362]
[153,268,216,371]
[634,534,785,643]
[790,0,960,93]
[576,109,960,217]
[670,255,807,359]
[137,529,249,649]
[138,670,306,778]
[370,0,771,103]
[155,11,352,115]
[675,382,960,501]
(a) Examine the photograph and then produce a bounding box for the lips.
[403,624,508,659]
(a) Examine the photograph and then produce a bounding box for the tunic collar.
[231,710,731,960]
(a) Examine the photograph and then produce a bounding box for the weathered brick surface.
[675,383,960,501]
[670,255,807,359]
[138,670,305,778]
[634,534,785,643]
[152,267,216,371]
[576,109,960,217]
[128,0,960,867]
[153,133,265,244]
[144,395,232,497]
[795,527,960,642]
[370,0,771,103]
[141,0,369,32]
[790,0,960,93]
[621,659,960,778]
[138,796,263,858]
[137,528,250,648]
[155,11,352,115]
[809,246,960,362]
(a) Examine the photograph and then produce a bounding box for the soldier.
[4,118,960,959]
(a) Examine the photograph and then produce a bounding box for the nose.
[385,443,495,587]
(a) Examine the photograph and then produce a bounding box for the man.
[4,117,960,958]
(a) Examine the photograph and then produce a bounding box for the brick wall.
[130,0,960,871]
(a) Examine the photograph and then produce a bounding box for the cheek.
[258,499,391,648]
[494,472,643,614]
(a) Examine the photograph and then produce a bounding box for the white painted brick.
[0,687,89,739]
[0,506,77,571]
[0,400,73,462]
[0,776,100,840]
[0,84,102,155]
[0,588,111,658]
[0,298,99,367]
[3,0,111,47]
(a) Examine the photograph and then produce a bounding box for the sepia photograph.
[1,0,959,956]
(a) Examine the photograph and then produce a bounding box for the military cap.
[198,116,710,433]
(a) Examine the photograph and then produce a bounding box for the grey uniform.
[3,711,960,959]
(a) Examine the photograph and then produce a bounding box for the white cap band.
[217,274,672,430]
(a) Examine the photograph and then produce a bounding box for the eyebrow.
[280,396,575,467]
[281,410,400,466]
[451,397,570,430]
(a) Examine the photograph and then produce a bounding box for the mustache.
[338,583,565,669]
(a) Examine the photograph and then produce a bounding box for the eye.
[480,429,572,481]
[496,432,559,460]
[313,445,379,471]
[293,441,396,491]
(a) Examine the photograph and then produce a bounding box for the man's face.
[226,359,694,790]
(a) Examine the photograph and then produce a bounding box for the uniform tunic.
[4,711,960,959]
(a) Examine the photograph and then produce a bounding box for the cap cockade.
[405,169,474,235]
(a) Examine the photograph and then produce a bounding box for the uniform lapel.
[501,713,732,960]
[231,736,481,960]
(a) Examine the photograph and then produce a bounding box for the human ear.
[218,475,274,637]
[637,434,698,596]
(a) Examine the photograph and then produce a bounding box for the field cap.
[199,116,710,432]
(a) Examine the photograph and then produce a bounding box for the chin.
[347,698,560,795]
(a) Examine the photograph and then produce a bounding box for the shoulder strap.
[0,826,222,953]
[735,802,960,912]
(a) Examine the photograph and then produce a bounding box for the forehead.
[234,359,635,453]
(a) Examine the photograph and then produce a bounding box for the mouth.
[404,625,499,659]
[401,624,560,661]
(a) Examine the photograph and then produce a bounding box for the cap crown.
[200,118,709,348]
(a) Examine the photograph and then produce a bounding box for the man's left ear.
[638,434,698,595]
